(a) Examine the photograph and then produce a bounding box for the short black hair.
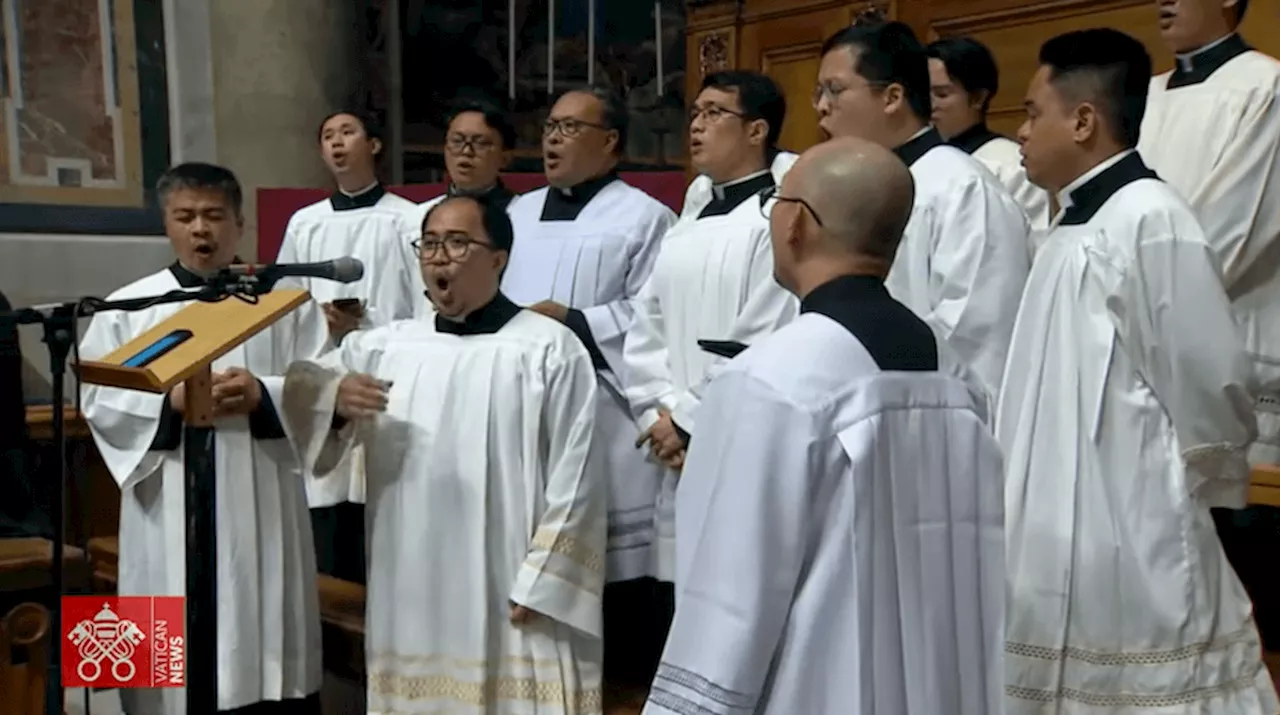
[1038,29,1152,148]
[561,86,629,157]
[821,21,932,123]
[316,109,384,146]
[423,195,515,254]
[701,71,788,149]
[156,162,244,218]
[927,37,1000,113]
[1237,0,1250,22]
[446,98,517,151]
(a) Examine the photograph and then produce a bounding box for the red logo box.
[61,596,186,688]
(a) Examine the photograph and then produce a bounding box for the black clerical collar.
[1059,152,1159,226]
[447,179,516,212]
[801,274,889,314]
[433,292,521,336]
[540,171,619,221]
[893,127,944,167]
[1168,33,1250,89]
[699,170,775,218]
[168,259,246,288]
[948,123,1003,155]
[801,274,937,371]
[330,183,386,211]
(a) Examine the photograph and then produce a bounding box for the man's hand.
[168,383,186,413]
[211,368,262,417]
[509,601,538,625]
[322,301,364,342]
[336,374,389,420]
[528,300,569,323]
[637,409,687,460]
[661,449,685,472]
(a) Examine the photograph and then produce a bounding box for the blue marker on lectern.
[123,329,194,368]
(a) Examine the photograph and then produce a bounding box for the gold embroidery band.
[531,527,604,574]
[370,671,602,711]
[1006,674,1261,708]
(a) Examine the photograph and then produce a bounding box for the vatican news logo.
[61,596,186,688]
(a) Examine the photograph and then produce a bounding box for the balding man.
[642,138,1005,715]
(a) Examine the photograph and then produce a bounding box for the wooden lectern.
[75,288,310,715]
[1250,464,1280,508]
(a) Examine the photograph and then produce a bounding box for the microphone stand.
[5,276,267,715]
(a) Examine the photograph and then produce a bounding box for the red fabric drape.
[256,172,688,262]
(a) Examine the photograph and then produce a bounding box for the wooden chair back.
[0,602,51,715]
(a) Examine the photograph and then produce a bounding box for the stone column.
[168,0,361,258]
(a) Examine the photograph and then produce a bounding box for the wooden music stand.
[75,288,309,715]
[1249,464,1280,508]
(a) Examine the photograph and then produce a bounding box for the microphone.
[219,257,365,287]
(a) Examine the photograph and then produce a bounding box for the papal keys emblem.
[67,602,147,682]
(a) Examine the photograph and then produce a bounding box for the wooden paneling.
[1241,0,1280,60]
[24,406,119,544]
[922,1,1169,137]
[685,0,1280,151]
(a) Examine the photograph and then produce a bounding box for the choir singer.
[281,196,605,715]
[816,20,1030,402]
[999,28,1277,713]
[80,162,328,715]
[644,137,1005,715]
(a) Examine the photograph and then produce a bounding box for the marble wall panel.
[0,0,168,234]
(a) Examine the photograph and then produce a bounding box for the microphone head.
[331,257,365,283]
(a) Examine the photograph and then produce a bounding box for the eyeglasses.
[445,135,497,155]
[688,105,746,125]
[811,79,890,108]
[758,185,824,227]
[542,117,608,139]
[411,234,494,261]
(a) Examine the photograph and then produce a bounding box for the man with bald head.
[643,138,1006,715]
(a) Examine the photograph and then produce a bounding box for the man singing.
[816,20,1029,403]
[278,109,421,583]
[81,162,328,715]
[416,97,520,218]
[624,70,798,583]
[281,196,605,715]
[503,86,675,698]
[1000,29,1276,713]
[1138,0,1280,652]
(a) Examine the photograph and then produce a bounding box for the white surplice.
[886,127,1030,401]
[644,298,1004,715]
[622,160,799,583]
[973,137,1051,234]
[1138,34,1280,465]
[504,177,675,582]
[278,186,422,508]
[280,305,605,715]
[79,266,328,715]
[949,124,1052,238]
[998,151,1278,713]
